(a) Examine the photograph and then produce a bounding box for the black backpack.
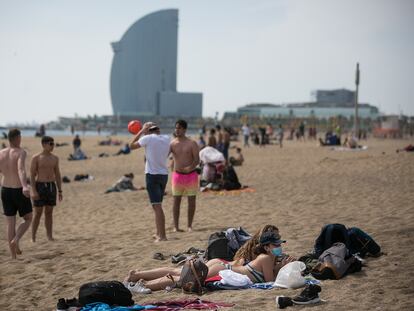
[205,231,234,261]
[313,224,351,258]
[348,227,381,257]
[78,281,134,307]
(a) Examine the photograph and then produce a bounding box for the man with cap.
[130,122,170,242]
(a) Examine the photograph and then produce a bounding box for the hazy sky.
[0,0,413,125]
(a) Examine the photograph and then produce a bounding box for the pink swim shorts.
[172,171,198,196]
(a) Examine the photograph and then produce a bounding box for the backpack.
[177,258,209,295]
[311,242,360,280]
[225,227,251,255]
[222,166,241,190]
[78,281,134,307]
[205,231,234,261]
[313,224,351,257]
[348,227,381,257]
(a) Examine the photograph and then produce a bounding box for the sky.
[0,0,413,125]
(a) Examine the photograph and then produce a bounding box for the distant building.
[313,89,355,106]
[110,9,202,118]
[225,89,379,120]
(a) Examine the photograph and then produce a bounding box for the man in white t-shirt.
[130,122,170,242]
[242,124,250,147]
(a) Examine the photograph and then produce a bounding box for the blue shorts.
[145,174,168,205]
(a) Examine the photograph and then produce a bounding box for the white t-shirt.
[242,125,250,136]
[137,134,170,175]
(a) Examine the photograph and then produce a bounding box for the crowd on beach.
[0,120,408,310]
[0,119,243,258]
[0,120,408,257]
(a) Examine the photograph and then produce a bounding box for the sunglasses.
[45,142,55,146]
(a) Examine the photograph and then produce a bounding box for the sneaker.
[56,298,68,311]
[292,284,321,305]
[127,280,152,294]
[65,298,80,308]
[275,296,293,309]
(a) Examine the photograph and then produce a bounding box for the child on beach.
[30,136,63,242]
[229,147,244,166]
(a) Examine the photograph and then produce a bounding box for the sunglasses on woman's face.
[47,142,55,146]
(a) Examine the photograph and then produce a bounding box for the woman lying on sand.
[124,225,295,293]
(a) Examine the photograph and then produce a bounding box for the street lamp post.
[354,63,360,135]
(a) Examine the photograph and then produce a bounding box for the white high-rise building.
[110,9,202,117]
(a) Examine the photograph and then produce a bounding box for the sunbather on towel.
[212,224,295,276]
[105,173,140,193]
[123,230,294,293]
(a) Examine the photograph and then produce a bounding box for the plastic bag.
[219,269,253,287]
[273,261,306,289]
[199,146,225,164]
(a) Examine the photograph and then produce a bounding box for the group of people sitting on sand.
[123,224,295,293]
[319,132,362,149]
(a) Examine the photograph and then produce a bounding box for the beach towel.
[201,187,255,196]
[143,298,234,310]
[80,303,153,311]
[332,146,368,151]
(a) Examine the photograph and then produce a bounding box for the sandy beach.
[0,136,413,310]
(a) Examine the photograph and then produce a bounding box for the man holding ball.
[129,122,170,242]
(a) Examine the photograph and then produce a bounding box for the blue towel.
[81,302,155,311]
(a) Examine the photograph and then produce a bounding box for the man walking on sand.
[0,129,33,259]
[30,136,63,242]
[130,122,170,242]
[170,120,200,232]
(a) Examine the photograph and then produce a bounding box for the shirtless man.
[222,128,231,161]
[170,120,200,232]
[30,136,62,242]
[0,129,33,259]
[207,128,217,148]
[216,125,224,152]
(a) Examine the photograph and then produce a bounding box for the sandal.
[152,252,165,260]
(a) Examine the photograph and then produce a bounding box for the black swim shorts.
[1,187,33,217]
[33,182,57,207]
[145,174,168,204]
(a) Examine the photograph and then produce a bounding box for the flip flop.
[152,252,165,260]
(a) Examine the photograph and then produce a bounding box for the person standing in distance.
[30,136,63,242]
[0,129,33,259]
[130,122,170,242]
[170,120,200,232]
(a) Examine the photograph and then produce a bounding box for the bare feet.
[47,236,55,242]
[16,244,22,255]
[9,240,18,259]
[173,228,184,233]
[187,227,193,232]
[31,237,36,243]
[154,237,168,243]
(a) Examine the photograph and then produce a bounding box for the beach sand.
[0,136,413,310]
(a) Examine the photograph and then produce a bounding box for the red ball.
[128,120,142,135]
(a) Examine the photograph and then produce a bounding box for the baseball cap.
[149,124,159,131]
[259,231,286,246]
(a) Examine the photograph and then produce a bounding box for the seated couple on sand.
[319,131,341,147]
[123,225,295,293]
[68,148,88,161]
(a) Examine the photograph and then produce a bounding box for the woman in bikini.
[124,227,294,293]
